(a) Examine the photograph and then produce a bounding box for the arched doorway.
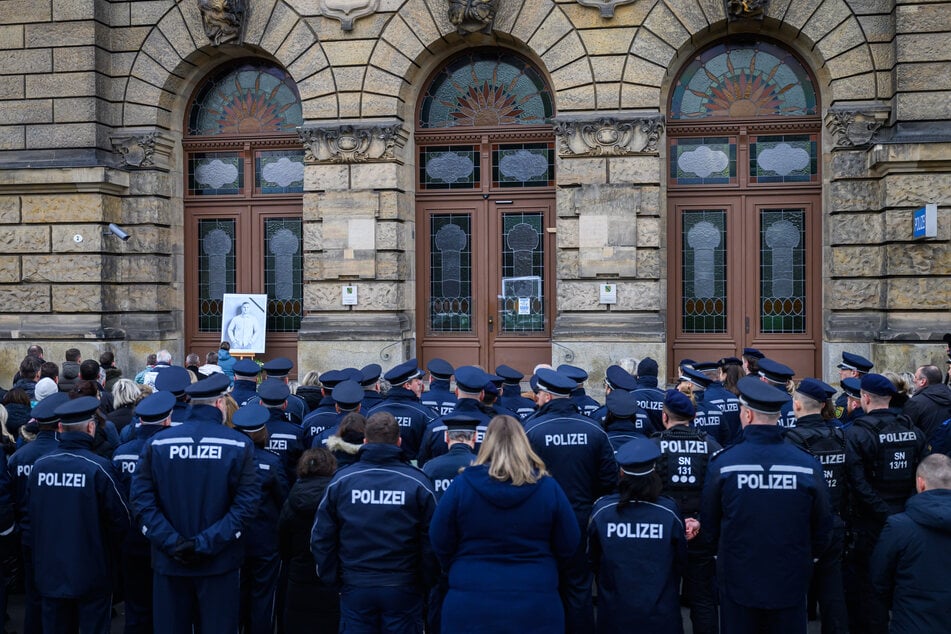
[666,38,822,380]
[415,50,556,375]
[183,59,304,370]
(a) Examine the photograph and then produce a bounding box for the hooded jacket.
[902,383,951,439]
[58,361,81,393]
[324,434,362,470]
[871,488,951,634]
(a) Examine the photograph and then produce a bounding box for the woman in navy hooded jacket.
[430,415,579,634]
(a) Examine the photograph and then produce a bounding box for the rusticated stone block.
[551,58,593,91]
[0,126,25,150]
[829,73,876,102]
[21,193,119,223]
[897,91,951,122]
[51,226,102,253]
[629,26,675,68]
[376,251,406,280]
[896,63,951,92]
[887,277,951,310]
[637,217,660,247]
[544,32,586,71]
[375,221,401,250]
[558,250,580,279]
[0,257,19,283]
[829,150,870,180]
[121,196,173,226]
[22,255,103,283]
[591,56,625,83]
[350,162,404,190]
[132,2,176,26]
[560,1,649,29]
[886,242,951,276]
[530,8,574,55]
[636,249,660,278]
[26,122,96,149]
[53,284,102,312]
[260,2,301,56]
[665,0,709,35]
[578,28,635,56]
[25,21,94,47]
[0,226,49,252]
[315,190,379,219]
[360,93,399,118]
[623,56,665,87]
[376,190,411,221]
[883,172,951,208]
[556,157,606,185]
[828,181,882,212]
[0,100,52,125]
[395,0,440,49]
[816,18,868,62]
[829,245,884,276]
[556,216,579,248]
[0,285,50,312]
[305,281,405,310]
[0,196,20,223]
[620,83,662,109]
[101,284,169,312]
[303,222,321,252]
[828,278,883,310]
[829,212,884,244]
[642,2,688,49]
[555,85,597,111]
[610,156,661,184]
[305,163,350,191]
[0,49,51,75]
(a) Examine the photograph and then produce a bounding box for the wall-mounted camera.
[104,223,131,241]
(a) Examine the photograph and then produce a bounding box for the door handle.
[745,316,750,334]
[488,315,494,332]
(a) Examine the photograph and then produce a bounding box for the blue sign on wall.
[913,204,937,239]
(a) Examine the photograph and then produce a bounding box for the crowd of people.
[0,339,950,634]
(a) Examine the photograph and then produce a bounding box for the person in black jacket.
[904,365,951,439]
[278,447,339,632]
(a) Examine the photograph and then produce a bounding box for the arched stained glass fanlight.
[670,40,817,120]
[188,60,303,136]
[419,51,554,129]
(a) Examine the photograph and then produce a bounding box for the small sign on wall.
[599,283,617,304]
[913,203,937,239]
[342,285,358,305]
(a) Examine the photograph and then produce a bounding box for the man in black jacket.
[904,365,951,439]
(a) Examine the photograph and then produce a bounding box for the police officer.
[524,368,616,634]
[700,377,832,634]
[602,390,652,451]
[757,358,797,428]
[558,364,600,417]
[256,379,305,484]
[495,364,536,421]
[112,391,175,634]
[300,369,361,443]
[358,363,386,411]
[231,358,262,406]
[742,347,765,376]
[843,373,926,634]
[232,405,290,634]
[838,377,863,428]
[422,413,478,499]
[29,396,131,633]
[311,411,438,633]
[588,435,688,634]
[590,365,640,425]
[481,375,519,420]
[785,378,849,634]
[834,351,873,422]
[154,365,192,424]
[652,389,721,634]
[680,367,730,445]
[420,359,456,416]
[417,367,493,467]
[704,358,743,445]
[367,359,435,459]
[244,358,309,424]
[130,373,259,632]
[632,358,666,431]
[310,380,365,449]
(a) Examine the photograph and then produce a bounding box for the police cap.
[232,405,269,432]
[31,392,70,424]
[841,377,862,400]
[483,381,499,397]
[427,358,454,380]
[495,364,524,385]
[679,367,712,389]
[736,376,788,414]
[318,369,343,389]
[718,356,742,368]
[443,413,480,432]
[679,359,696,369]
[616,435,661,476]
[332,380,364,411]
[134,391,176,424]
[384,359,424,386]
[837,352,873,374]
[556,364,588,384]
[860,373,897,397]
[258,379,290,405]
[636,357,659,377]
[743,347,765,360]
[55,396,100,425]
[796,378,835,403]
[341,368,363,383]
[154,366,191,395]
[605,365,638,392]
[606,390,637,419]
[529,375,539,393]
[693,361,719,373]
[664,389,695,420]
[455,366,490,393]
[535,369,575,396]
[359,364,382,387]
[185,372,230,398]
[233,359,262,378]
[757,358,795,385]
[262,357,294,378]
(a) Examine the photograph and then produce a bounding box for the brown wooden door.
[417,195,554,375]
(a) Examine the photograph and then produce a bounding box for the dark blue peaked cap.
[737,376,788,414]
[55,396,100,425]
[332,380,364,410]
[796,378,836,403]
[838,352,873,373]
[262,357,293,377]
[495,364,524,384]
[841,377,862,399]
[616,435,661,475]
[443,413,480,431]
[155,366,191,395]
[455,366,491,393]
[557,364,588,383]
[664,389,695,419]
[318,369,344,388]
[232,405,269,431]
[359,364,382,386]
[135,391,176,423]
[185,372,230,398]
[234,359,262,377]
[605,365,638,392]
[385,359,424,385]
[757,358,795,384]
[258,379,290,404]
[31,392,70,424]
[606,390,637,418]
[860,373,897,397]
[535,369,575,396]
[680,366,712,388]
[427,358,454,380]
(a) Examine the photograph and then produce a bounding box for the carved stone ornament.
[320,0,380,31]
[447,0,499,35]
[111,133,157,168]
[553,115,665,157]
[575,0,637,19]
[198,0,247,46]
[726,0,767,21]
[298,122,406,163]
[825,105,890,148]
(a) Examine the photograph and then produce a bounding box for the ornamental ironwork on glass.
[430,216,473,332]
[420,146,480,189]
[670,40,817,120]
[256,150,305,193]
[750,134,817,183]
[500,213,545,333]
[265,219,303,332]
[493,143,554,188]
[419,51,554,129]
[760,209,806,333]
[682,211,727,333]
[199,220,236,332]
[189,152,244,195]
[187,60,303,136]
[670,137,736,185]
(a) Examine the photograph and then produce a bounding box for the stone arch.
[122,0,327,130]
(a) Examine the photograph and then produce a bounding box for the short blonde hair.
[112,379,141,409]
[474,415,548,486]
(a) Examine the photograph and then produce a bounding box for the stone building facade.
[0,0,948,387]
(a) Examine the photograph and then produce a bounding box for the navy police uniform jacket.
[569,388,600,418]
[231,379,259,407]
[587,494,687,634]
[604,415,653,453]
[703,382,742,444]
[130,404,260,577]
[422,443,475,500]
[246,446,290,557]
[784,413,849,518]
[7,429,58,545]
[500,384,536,421]
[421,380,457,417]
[28,432,130,598]
[652,425,722,519]
[112,424,166,557]
[366,387,436,459]
[301,400,339,443]
[632,378,666,432]
[246,392,309,426]
[264,411,305,484]
[417,399,491,467]
[310,443,437,589]
[524,398,617,524]
[691,390,730,446]
[700,425,832,609]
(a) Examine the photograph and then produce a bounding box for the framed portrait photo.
[221,293,267,354]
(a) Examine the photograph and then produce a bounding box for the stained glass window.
[420,146,480,190]
[670,40,817,120]
[419,51,554,129]
[189,152,244,195]
[430,215,472,332]
[187,60,303,136]
[493,143,554,188]
[256,150,305,193]
[760,209,806,333]
[670,137,737,185]
[265,218,303,332]
[500,213,545,333]
[198,219,236,332]
[750,134,817,184]
[682,210,727,333]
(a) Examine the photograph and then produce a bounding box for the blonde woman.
[430,415,579,634]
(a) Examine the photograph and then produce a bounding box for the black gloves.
[171,538,202,566]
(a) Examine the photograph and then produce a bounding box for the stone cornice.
[553,113,665,157]
[298,121,407,163]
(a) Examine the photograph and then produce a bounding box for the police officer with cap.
[231,358,262,407]
[557,364,600,417]
[417,367,493,467]
[742,347,765,376]
[785,378,849,634]
[837,377,864,428]
[422,413,478,499]
[632,358,666,432]
[154,365,193,424]
[495,364,536,421]
[703,359,743,445]
[602,390,652,451]
[358,363,385,411]
[834,352,873,422]
[587,434,688,634]
[421,359,457,416]
[232,405,289,634]
[843,373,925,633]
[111,391,175,634]
[367,359,435,460]
[255,379,305,484]
[243,357,309,424]
[590,365,640,425]
[309,380,365,449]
[130,372,259,632]
[525,368,616,634]
[757,358,797,428]
[652,389,721,634]
[700,377,832,634]
[680,367,730,445]
[29,396,131,633]
[300,369,348,443]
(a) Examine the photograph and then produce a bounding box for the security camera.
[105,223,131,241]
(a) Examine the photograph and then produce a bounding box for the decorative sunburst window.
[419,51,554,129]
[187,61,303,136]
[670,40,817,120]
